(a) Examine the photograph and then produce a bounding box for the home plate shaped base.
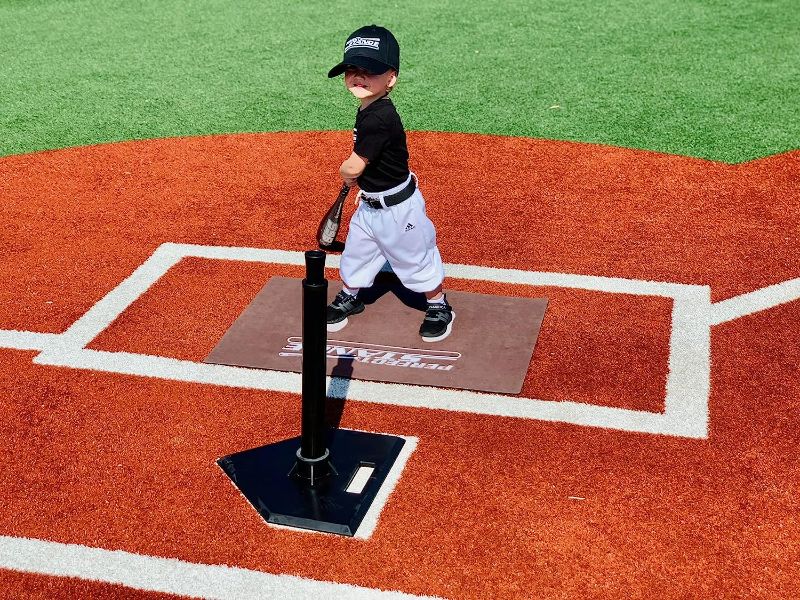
[217,428,405,537]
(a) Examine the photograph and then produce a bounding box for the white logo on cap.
[345,36,380,52]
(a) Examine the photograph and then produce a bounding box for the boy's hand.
[339,152,367,188]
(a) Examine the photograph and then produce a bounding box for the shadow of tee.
[326,356,352,430]
[325,271,426,429]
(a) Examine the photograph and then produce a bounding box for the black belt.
[361,177,416,209]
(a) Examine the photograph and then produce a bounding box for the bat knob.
[318,240,345,253]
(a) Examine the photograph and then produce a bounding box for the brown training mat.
[204,275,547,394]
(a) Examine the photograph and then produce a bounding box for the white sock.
[427,292,445,304]
[342,285,359,297]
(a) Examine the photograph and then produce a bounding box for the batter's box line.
[17,242,714,439]
[5,244,796,438]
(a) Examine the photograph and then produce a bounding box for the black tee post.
[295,249,331,485]
[215,247,406,535]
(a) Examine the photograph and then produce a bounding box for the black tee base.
[217,428,405,537]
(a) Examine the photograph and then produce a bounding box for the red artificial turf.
[0,569,185,600]
[1,132,797,335]
[0,133,798,598]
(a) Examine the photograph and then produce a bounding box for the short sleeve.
[354,113,387,162]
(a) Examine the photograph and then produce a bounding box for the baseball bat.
[317,183,350,251]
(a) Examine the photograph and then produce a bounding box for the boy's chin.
[348,86,374,99]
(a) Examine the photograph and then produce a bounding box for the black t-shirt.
[353,95,410,192]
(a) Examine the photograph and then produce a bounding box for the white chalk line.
[709,277,800,325]
[0,535,440,599]
[0,330,60,351]
[664,295,710,431]
[1,243,796,596]
[0,243,702,440]
[2,243,796,440]
[33,346,691,435]
[21,243,712,439]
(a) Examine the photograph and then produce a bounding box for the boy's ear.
[388,71,398,89]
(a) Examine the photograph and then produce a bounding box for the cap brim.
[327,55,393,78]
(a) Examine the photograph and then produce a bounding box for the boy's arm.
[340,152,368,187]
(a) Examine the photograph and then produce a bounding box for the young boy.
[326,24,454,343]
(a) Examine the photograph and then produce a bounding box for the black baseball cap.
[328,25,400,78]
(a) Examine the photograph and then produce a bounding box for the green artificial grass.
[0,0,797,162]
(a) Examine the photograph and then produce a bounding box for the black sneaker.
[419,297,455,342]
[326,290,365,332]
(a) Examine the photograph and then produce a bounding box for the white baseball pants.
[340,175,444,293]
